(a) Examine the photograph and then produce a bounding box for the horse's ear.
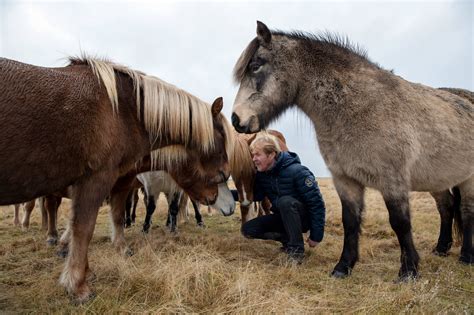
[211,97,223,117]
[247,133,257,145]
[256,21,272,47]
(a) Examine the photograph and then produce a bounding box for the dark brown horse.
[0,56,234,302]
[231,22,473,280]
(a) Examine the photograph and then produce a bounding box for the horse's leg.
[59,171,115,303]
[13,204,20,226]
[109,182,134,257]
[457,176,473,264]
[39,197,48,231]
[383,190,419,280]
[58,219,72,258]
[21,199,36,229]
[331,176,365,278]
[142,194,156,233]
[45,195,61,246]
[431,190,455,255]
[168,192,182,233]
[191,200,204,227]
[124,190,133,228]
[241,205,250,225]
[131,188,139,224]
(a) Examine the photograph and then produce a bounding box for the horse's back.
[137,171,179,198]
[326,71,473,192]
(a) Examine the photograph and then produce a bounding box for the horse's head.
[161,97,235,216]
[232,21,298,134]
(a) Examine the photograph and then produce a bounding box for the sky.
[1,0,472,177]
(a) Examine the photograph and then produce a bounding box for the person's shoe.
[286,249,305,265]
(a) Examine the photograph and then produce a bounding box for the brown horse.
[231,22,473,280]
[16,195,64,245]
[0,56,234,302]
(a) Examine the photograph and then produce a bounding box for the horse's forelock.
[233,37,259,84]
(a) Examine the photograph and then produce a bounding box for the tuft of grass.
[0,179,472,313]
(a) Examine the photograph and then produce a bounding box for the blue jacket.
[254,151,326,242]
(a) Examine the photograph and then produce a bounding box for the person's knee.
[279,196,299,211]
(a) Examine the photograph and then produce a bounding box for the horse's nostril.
[231,113,240,128]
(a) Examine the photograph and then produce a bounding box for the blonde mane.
[70,56,217,153]
[69,56,235,170]
[229,131,255,182]
[150,145,189,172]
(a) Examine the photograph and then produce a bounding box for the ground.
[0,178,472,313]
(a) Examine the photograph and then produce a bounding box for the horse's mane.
[229,131,255,182]
[233,30,382,83]
[150,145,189,172]
[69,55,234,168]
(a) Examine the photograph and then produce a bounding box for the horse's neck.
[295,65,381,138]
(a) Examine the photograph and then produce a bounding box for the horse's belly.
[410,166,474,192]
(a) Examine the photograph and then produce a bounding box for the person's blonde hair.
[250,131,282,155]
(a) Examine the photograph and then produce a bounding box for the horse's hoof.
[142,226,150,234]
[71,290,96,305]
[432,243,451,256]
[197,222,205,228]
[396,271,418,283]
[432,249,448,257]
[47,238,58,246]
[331,270,349,278]
[459,254,473,265]
[124,248,134,257]
[57,247,69,258]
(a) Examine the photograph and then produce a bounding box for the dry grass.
[0,178,472,313]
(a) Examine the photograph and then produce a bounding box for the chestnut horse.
[231,22,473,280]
[0,56,234,302]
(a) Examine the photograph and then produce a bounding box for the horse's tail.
[452,186,463,245]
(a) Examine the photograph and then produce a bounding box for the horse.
[124,180,142,228]
[231,21,473,280]
[12,200,43,228]
[0,56,235,303]
[15,195,63,245]
[137,170,204,233]
[231,129,289,223]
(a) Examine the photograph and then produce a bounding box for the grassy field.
[0,178,472,313]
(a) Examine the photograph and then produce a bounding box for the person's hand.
[306,237,319,248]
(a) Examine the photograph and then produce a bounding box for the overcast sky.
[1,0,472,177]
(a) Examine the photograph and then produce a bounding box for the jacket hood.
[270,151,300,173]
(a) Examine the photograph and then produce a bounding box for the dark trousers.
[241,196,310,253]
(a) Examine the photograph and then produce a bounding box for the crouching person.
[241,132,326,264]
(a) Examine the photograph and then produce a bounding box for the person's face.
[252,145,276,172]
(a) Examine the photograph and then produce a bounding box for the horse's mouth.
[220,208,234,217]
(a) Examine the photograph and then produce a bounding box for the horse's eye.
[249,62,262,73]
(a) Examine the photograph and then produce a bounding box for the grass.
[0,178,472,313]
